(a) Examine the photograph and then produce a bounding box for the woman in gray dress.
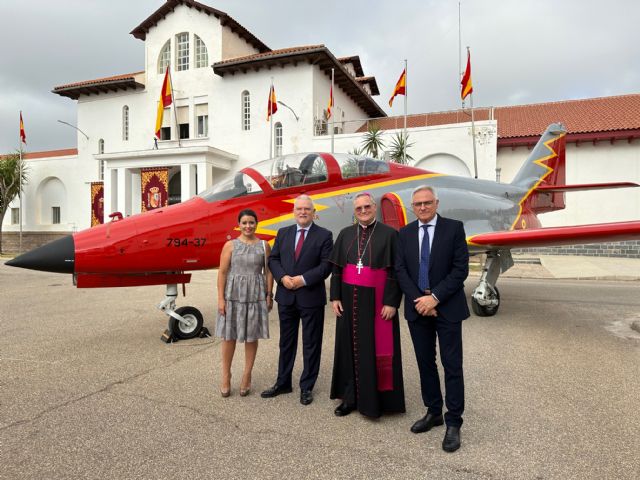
[216,209,273,397]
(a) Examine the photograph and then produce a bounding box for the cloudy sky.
[1,0,638,153]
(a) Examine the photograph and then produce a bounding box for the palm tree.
[387,132,414,164]
[360,124,385,159]
[0,152,28,254]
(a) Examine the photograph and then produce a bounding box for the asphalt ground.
[1,263,639,480]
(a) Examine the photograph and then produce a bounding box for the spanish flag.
[460,51,473,100]
[19,111,26,144]
[267,85,278,120]
[155,67,173,139]
[388,69,406,107]
[327,84,334,119]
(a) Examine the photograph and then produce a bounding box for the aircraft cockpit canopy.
[199,153,389,203]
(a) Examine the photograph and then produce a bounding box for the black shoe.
[260,384,293,398]
[442,426,461,452]
[300,390,313,405]
[410,412,444,433]
[334,402,355,417]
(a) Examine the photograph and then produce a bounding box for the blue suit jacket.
[268,223,333,308]
[395,215,470,322]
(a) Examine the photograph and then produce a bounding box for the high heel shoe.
[239,373,251,397]
[220,373,231,398]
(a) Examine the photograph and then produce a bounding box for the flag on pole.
[20,112,27,144]
[388,69,406,107]
[267,85,278,120]
[155,67,173,139]
[461,50,473,100]
[327,84,334,119]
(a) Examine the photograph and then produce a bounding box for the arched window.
[242,91,251,131]
[194,34,208,68]
[98,139,104,154]
[274,122,283,156]
[158,40,171,74]
[176,32,189,71]
[122,105,129,141]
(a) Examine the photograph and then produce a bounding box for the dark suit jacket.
[268,223,333,308]
[395,215,470,322]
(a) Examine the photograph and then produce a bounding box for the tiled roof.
[130,0,269,53]
[366,94,640,140]
[24,149,78,159]
[54,72,144,90]
[496,94,640,138]
[214,45,324,66]
[337,56,364,77]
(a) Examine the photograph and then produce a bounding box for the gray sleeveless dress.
[216,239,270,342]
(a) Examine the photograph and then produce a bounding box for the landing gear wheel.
[168,306,204,339]
[471,286,500,317]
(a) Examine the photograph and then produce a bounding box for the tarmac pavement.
[1,257,639,479]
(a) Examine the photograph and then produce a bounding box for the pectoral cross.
[356,259,363,274]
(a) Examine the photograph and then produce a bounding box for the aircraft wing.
[467,221,640,249]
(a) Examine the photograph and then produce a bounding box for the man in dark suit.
[395,185,470,452]
[261,194,333,405]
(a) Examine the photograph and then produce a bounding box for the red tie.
[295,229,305,260]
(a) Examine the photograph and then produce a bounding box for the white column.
[131,170,142,214]
[181,164,196,202]
[116,168,132,216]
[103,167,117,217]
[196,162,212,195]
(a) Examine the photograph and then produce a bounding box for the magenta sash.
[343,263,394,391]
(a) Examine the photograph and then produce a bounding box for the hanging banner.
[90,182,104,227]
[141,167,169,212]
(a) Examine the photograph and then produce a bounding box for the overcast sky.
[1,0,638,153]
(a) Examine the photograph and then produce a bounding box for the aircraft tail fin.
[510,123,567,215]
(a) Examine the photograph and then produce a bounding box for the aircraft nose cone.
[5,235,75,274]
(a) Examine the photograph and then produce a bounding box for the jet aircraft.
[7,123,640,339]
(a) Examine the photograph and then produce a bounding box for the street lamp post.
[277,101,299,121]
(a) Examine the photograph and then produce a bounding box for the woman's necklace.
[356,221,376,274]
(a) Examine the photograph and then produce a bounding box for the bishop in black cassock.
[329,216,405,418]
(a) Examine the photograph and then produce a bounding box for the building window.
[176,32,189,71]
[194,35,208,68]
[158,40,171,74]
[52,207,61,225]
[274,122,283,156]
[242,91,251,131]
[196,103,208,137]
[11,207,19,225]
[99,160,105,181]
[98,139,104,154]
[176,106,189,139]
[122,105,129,141]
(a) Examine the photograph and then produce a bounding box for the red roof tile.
[215,45,324,66]
[54,72,144,90]
[24,149,78,159]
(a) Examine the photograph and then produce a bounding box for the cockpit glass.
[198,172,262,202]
[332,154,389,179]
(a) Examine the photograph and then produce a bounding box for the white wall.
[497,140,640,226]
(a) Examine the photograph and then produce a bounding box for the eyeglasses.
[412,201,436,208]
[355,204,373,213]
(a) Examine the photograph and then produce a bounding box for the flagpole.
[18,113,23,254]
[403,59,408,164]
[330,68,335,154]
[459,1,463,108]
[467,47,478,179]
[269,78,274,159]
[168,67,180,147]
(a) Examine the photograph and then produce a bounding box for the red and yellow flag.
[461,51,473,100]
[155,67,173,139]
[327,84,334,119]
[267,85,278,120]
[19,112,26,144]
[388,69,406,107]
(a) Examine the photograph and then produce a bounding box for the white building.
[3,0,638,257]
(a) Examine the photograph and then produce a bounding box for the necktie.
[295,229,305,260]
[418,224,430,292]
